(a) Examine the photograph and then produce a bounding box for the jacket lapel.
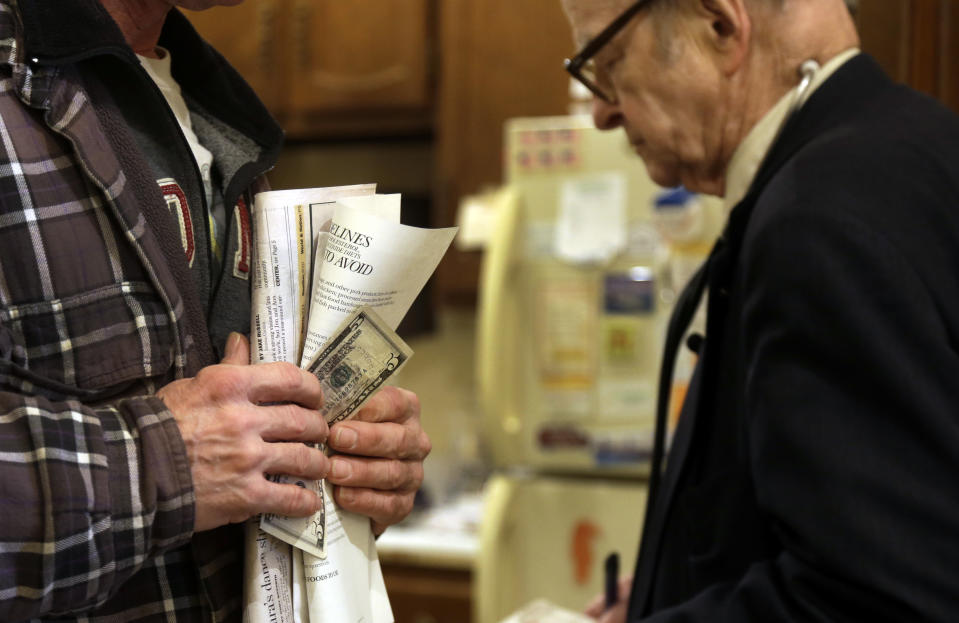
[32,63,213,377]
[631,357,706,614]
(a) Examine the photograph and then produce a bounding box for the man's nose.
[592,96,624,131]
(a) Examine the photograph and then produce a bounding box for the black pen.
[604,552,620,611]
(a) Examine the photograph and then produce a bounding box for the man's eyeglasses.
[564,0,652,104]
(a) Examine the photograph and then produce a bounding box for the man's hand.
[325,386,430,535]
[157,333,330,532]
[584,575,632,623]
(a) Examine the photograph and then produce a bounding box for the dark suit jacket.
[627,54,959,622]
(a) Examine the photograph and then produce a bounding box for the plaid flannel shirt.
[0,1,282,621]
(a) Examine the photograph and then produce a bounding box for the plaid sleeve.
[0,389,196,620]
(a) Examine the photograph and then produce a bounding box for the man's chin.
[641,160,682,189]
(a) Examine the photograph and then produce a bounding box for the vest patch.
[233,196,251,280]
[158,177,195,267]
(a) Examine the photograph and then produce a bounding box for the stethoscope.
[787,59,822,121]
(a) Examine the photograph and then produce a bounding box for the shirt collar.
[723,48,861,211]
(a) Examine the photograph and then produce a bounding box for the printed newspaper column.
[244,202,299,623]
[245,184,375,623]
[298,194,402,364]
[250,184,376,366]
[242,522,295,623]
[299,203,458,367]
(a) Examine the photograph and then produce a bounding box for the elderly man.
[0,0,428,621]
[562,0,959,621]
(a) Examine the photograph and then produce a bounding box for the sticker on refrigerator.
[604,272,654,314]
[537,424,591,451]
[542,387,593,419]
[593,430,653,466]
[536,280,597,390]
[598,377,655,420]
[554,173,627,264]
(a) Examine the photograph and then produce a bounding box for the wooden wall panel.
[434,0,574,304]
[183,1,289,114]
[855,0,911,83]
[288,0,431,112]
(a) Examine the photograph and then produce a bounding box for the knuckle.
[403,389,421,417]
[224,367,254,400]
[386,493,413,523]
[283,407,309,437]
[386,460,406,489]
[279,484,307,516]
[418,431,432,458]
[195,366,231,400]
[273,362,306,391]
[399,493,414,518]
[291,445,313,476]
[399,427,431,460]
[228,409,258,434]
[408,462,424,489]
[238,437,265,468]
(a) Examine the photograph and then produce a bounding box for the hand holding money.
[157,332,330,532]
[261,307,426,554]
[246,187,452,623]
[327,385,430,535]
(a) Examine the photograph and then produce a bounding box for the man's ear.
[696,0,751,75]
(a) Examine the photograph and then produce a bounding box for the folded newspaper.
[243,185,456,623]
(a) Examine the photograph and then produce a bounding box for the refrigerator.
[473,115,681,623]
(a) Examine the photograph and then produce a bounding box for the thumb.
[221,332,251,365]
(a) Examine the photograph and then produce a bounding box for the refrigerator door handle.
[475,474,521,623]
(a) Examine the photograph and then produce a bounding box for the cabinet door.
[182,1,287,115]
[381,563,472,623]
[434,0,575,304]
[284,0,432,135]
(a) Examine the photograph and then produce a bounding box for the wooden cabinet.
[381,562,473,623]
[182,1,287,114]
[284,0,433,137]
[433,0,575,305]
[183,0,434,138]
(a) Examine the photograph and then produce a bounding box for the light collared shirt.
[723,48,861,211]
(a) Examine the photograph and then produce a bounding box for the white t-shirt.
[138,47,224,256]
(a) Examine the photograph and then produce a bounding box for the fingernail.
[330,458,351,479]
[335,427,358,450]
[225,332,242,358]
